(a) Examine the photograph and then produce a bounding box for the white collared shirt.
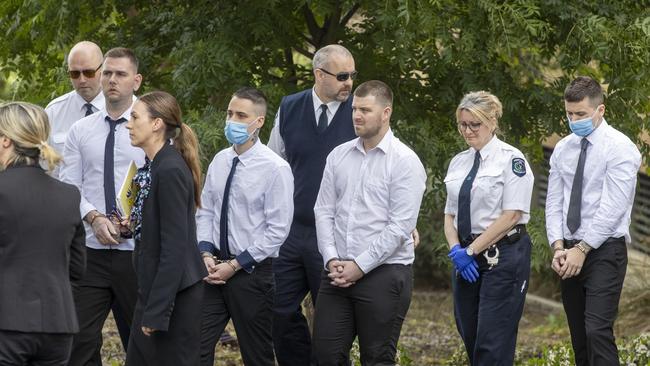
[196,141,294,264]
[45,91,105,178]
[444,136,534,233]
[314,129,427,273]
[545,120,640,248]
[268,88,342,159]
[59,104,145,251]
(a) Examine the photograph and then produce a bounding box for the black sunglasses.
[319,68,358,82]
[68,64,102,79]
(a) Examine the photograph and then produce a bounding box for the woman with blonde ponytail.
[0,101,86,364]
[123,91,206,365]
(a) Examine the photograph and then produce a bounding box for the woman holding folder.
[122,91,206,365]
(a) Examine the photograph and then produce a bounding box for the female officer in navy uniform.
[444,91,534,365]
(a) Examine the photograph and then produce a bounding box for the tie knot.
[84,103,94,115]
[232,156,240,165]
[580,138,589,149]
[474,151,481,161]
[320,104,328,112]
[105,116,127,126]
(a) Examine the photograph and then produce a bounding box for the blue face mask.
[224,119,257,145]
[567,109,599,137]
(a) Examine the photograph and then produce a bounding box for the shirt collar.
[472,134,499,160]
[230,139,262,167]
[73,91,104,112]
[584,118,608,145]
[353,129,393,154]
[312,88,341,114]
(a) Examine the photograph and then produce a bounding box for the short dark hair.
[104,47,139,72]
[232,87,268,115]
[564,76,604,106]
[353,80,393,107]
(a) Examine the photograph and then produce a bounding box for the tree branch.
[340,3,360,28]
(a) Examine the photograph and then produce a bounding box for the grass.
[102,288,646,365]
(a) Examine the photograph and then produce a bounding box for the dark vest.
[279,89,356,226]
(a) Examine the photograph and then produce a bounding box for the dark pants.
[200,260,275,366]
[562,238,627,366]
[273,222,323,365]
[68,248,138,366]
[452,234,531,366]
[312,264,413,366]
[0,330,73,366]
[125,281,203,366]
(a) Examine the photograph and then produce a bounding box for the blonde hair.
[0,101,61,170]
[455,91,503,134]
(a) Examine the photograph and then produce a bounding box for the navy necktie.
[567,138,589,234]
[84,103,94,116]
[219,156,240,260]
[458,151,481,242]
[317,104,328,133]
[104,116,126,215]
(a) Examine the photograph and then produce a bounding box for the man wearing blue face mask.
[545,76,641,366]
[196,87,294,365]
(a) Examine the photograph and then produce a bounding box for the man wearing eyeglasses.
[46,41,105,178]
[267,44,358,365]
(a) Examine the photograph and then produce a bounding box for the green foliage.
[2,0,650,283]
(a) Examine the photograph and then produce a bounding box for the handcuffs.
[481,226,522,270]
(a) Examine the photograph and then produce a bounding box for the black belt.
[462,224,527,247]
[563,236,624,249]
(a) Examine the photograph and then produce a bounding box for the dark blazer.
[0,163,85,334]
[135,143,206,332]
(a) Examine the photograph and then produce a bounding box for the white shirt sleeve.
[502,153,534,212]
[314,153,340,269]
[354,155,427,273]
[245,165,294,262]
[195,161,217,246]
[545,147,565,245]
[60,124,96,218]
[583,144,641,248]
[267,108,286,160]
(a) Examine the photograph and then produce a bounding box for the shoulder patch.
[512,158,526,177]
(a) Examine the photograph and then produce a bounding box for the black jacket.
[134,143,206,331]
[0,163,86,334]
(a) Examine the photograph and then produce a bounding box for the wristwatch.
[465,245,475,257]
[575,241,592,255]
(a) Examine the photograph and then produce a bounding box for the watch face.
[465,247,473,256]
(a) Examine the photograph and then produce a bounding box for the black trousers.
[200,260,275,366]
[272,222,323,366]
[312,264,413,366]
[452,234,531,366]
[125,281,203,366]
[68,248,138,366]
[562,238,627,366]
[0,330,73,366]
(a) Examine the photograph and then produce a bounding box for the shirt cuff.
[235,250,258,274]
[354,251,379,274]
[321,246,339,271]
[80,202,97,219]
[198,241,216,255]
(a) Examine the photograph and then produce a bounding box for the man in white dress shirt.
[312,80,426,365]
[60,47,145,366]
[197,87,294,365]
[545,76,641,366]
[45,41,105,177]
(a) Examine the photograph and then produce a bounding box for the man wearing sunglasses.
[267,44,358,365]
[45,41,105,178]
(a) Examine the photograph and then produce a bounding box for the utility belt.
[563,236,624,249]
[461,224,527,248]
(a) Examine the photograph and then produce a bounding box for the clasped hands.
[203,257,237,285]
[327,259,364,288]
[551,243,586,280]
[448,244,479,283]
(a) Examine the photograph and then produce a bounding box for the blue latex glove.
[448,243,462,257]
[448,245,475,271]
[460,259,480,283]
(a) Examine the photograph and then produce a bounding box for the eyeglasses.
[319,68,358,82]
[68,64,102,79]
[458,121,482,131]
